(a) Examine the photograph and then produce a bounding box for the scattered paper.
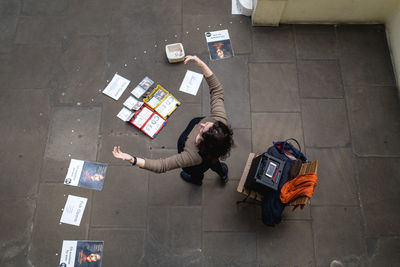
[124,96,143,110]
[64,159,107,191]
[102,74,130,100]
[179,70,203,96]
[59,240,104,267]
[117,107,134,122]
[60,195,88,226]
[205,30,234,60]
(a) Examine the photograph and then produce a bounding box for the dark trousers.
[177,117,225,181]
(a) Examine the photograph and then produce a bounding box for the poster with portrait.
[205,29,234,60]
[59,240,104,267]
[64,159,108,191]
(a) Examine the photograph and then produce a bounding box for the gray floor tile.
[0,15,18,43]
[369,237,400,267]
[0,46,60,90]
[97,134,151,166]
[294,25,338,59]
[50,36,107,105]
[249,63,300,112]
[28,184,91,267]
[15,16,64,46]
[89,228,146,267]
[0,90,49,198]
[153,0,182,26]
[22,0,67,15]
[203,179,257,231]
[357,158,400,236]
[306,148,358,206]
[183,0,231,16]
[66,0,113,36]
[338,25,395,86]
[91,166,148,227]
[40,158,70,183]
[257,221,314,266]
[250,25,295,62]
[148,149,202,206]
[203,232,257,267]
[301,98,350,147]
[346,86,400,156]
[224,128,252,180]
[144,206,202,266]
[203,55,251,128]
[44,107,101,162]
[0,0,21,15]
[298,60,344,98]
[312,206,365,267]
[251,113,304,155]
[151,103,202,148]
[112,0,154,14]
[0,199,35,265]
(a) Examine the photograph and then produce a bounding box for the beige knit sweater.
[143,74,227,173]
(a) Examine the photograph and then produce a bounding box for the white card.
[64,159,84,187]
[232,0,241,14]
[59,240,77,267]
[132,106,153,128]
[142,113,164,137]
[60,195,88,226]
[124,96,143,110]
[102,74,130,100]
[117,107,134,121]
[156,95,178,118]
[179,70,203,96]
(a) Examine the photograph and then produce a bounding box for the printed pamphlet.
[179,70,203,96]
[205,30,234,60]
[59,240,104,267]
[64,159,108,191]
[60,195,87,226]
[102,74,130,100]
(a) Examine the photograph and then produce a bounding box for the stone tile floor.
[0,0,400,266]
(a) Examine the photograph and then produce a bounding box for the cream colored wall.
[386,5,400,92]
[252,0,400,25]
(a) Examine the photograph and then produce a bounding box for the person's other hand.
[112,146,133,162]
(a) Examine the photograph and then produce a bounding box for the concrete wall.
[252,0,400,26]
[386,5,400,93]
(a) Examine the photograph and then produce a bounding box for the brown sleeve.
[142,150,203,173]
[205,74,227,124]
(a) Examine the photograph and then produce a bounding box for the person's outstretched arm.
[185,55,227,124]
[184,55,213,78]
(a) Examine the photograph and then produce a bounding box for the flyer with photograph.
[179,70,203,96]
[205,30,234,60]
[131,76,154,98]
[60,195,87,226]
[102,74,130,100]
[64,159,108,191]
[59,240,104,267]
[124,96,143,110]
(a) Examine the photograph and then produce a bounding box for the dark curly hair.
[197,121,234,161]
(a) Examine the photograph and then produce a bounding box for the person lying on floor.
[112,55,234,186]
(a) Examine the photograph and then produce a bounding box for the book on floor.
[205,29,234,60]
[64,159,108,191]
[59,240,104,267]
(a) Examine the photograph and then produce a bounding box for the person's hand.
[184,55,203,67]
[112,146,133,162]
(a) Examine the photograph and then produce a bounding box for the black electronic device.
[244,152,286,193]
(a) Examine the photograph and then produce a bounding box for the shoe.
[180,171,203,186]
[220,163,229,183]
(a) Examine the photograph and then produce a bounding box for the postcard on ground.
[124,95,143,110]
[64,159,108,191]
[205,29,234,60]
[102,74,130,100]
[179,70,203,96]
[60,195,88,226]
[59,240,104,267]
[117,107,135,122]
